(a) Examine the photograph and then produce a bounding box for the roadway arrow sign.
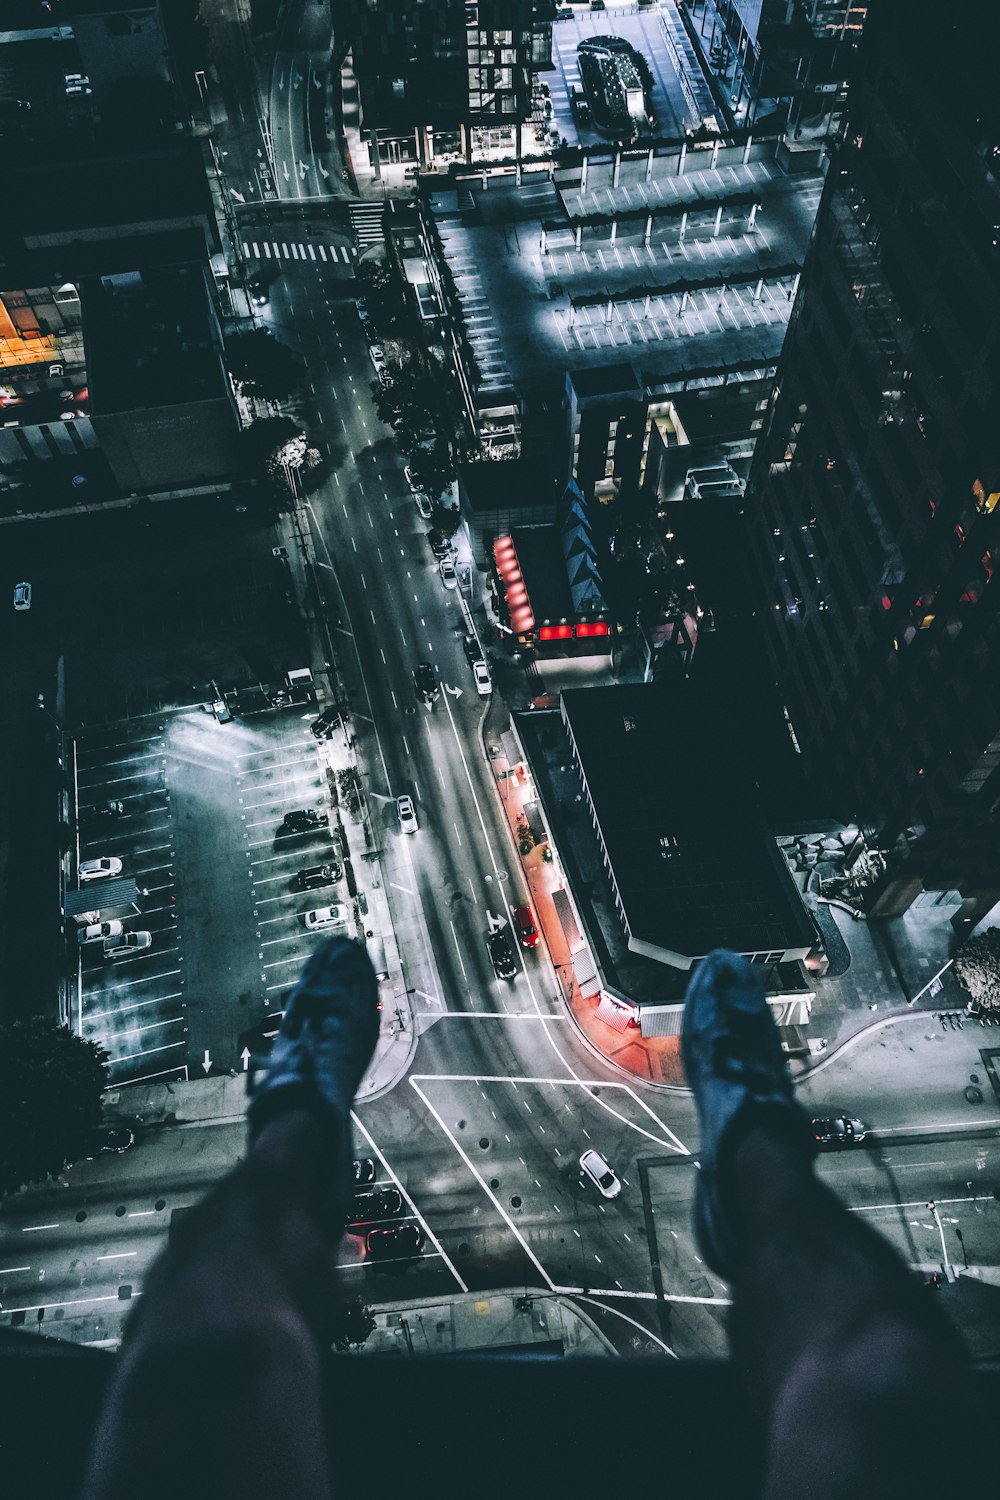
[444,684,463,698]
[241,1047,251,1072]
[201,1050,212,1074]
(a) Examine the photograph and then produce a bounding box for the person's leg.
[728,1123,971,1499]
[82,937,380,1500]
[682,950,974,1500]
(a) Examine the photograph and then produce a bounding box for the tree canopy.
[954,926,1000,1011]
[226,329,305,402]
[0,1019,108,1197]
[405,442,455,502]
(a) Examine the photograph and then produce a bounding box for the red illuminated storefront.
[492,531,614,662]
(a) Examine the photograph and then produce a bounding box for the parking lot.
[74,703,359,1084]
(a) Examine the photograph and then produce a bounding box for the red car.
[513,904,539,947]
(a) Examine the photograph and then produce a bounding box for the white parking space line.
[133,844,173,856]
[261,933,312,948]
[102,1015,186,1044]
[262,953,315,971]
[85,992,183,1022]
[95,969,182,992]
[112,1038,187,1065]
[350,1112,467,1293]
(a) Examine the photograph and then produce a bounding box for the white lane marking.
[554,1284,731,1307]
[21,1224,59,1233]
[350,1111,467,1293]
[453,822,462,847]
[411,1074,684,1149]
[410,1079,554,1290]
[468,878,478,904]
[449,922,468,983]
[390,881,416,897]
[0,1265,30,1273]
[97,1253,136,1262]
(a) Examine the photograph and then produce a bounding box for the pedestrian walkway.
[241,238,356,265]
[482,712,687,1088]
[478,693,987,1093]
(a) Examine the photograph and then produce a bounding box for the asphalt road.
[3,7,999,1362]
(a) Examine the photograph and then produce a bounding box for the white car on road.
[579,1149,621,1199]
[80,857,123,882]
[439,555,457,590]
[396,794,418,834]
[473,660,492,695]
[304,904,349,931]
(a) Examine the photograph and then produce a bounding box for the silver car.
[104,932,152,959]
[579,1149,621,1199]
[80,857,123,882]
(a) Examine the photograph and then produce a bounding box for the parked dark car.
[84,1127,135,1159]
[293,863,342,891]
[310,709,341,740]
[462,634,483,666]
[281,809,322,834]
[366,1223,423,1264]
[428,530,453,561]
[812,1115,867,1149]
[346,1188,404,1227]
[487,928,518,980]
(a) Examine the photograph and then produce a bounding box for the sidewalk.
[479,692,977,1092]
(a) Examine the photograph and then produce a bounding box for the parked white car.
[78,920,124,946]
[414,492,433,520]
[80,857,123,882]
[439,555,457,590]
[104,932,152,959]
[473,659,492,695]
[304,904,349,931]
[13,581,31,611]
[369,344,387,374]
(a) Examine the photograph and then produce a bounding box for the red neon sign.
[575,621,610,638]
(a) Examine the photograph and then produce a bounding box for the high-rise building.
[345,0,552,169]
[689,0,867,140]
[743,0,1000,924]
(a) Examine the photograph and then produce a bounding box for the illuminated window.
[919,613,936,630]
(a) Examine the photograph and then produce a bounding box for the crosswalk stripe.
[281,243,289,256]
[307,243,317,260]
[319,245,328,260]
[263,242,273,257]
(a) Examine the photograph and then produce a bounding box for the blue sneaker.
[247,937,380,1144]
[681,950,812,1279]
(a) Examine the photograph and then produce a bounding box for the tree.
[239,417,321,501]
[954,927,1000,1012]
[226,329,304,402]
[333,1297,376,1352]
[0,1019,108,1197]
[405,441,455,502]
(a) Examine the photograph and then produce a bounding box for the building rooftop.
[83,263,225,415]
[424,143,823,404]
